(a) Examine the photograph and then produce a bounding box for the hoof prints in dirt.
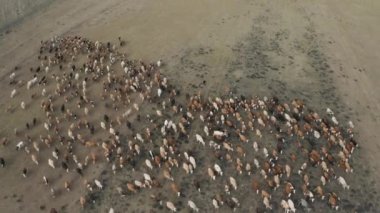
[172,47,213,89]
[1,34,377,212]
[225,17,379,212]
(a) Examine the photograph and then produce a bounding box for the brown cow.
[328,193,339,210]
[314,186,325,200]
[252,179,260,194]
[127,182,137,193]
[261,190,271,199]
[284,182,295,198]
[309,150,321,165]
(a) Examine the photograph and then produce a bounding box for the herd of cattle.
[1,36,358,212]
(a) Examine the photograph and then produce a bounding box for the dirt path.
[306,2,380,185]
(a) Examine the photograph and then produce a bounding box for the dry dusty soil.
[0,0,380,212]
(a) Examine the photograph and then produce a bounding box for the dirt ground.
[0,0,380,212]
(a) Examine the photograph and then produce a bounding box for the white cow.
[10,89,17,98]
[285,164,291,178]
[332,116,339,125]
[321,176,327,186]
[95,179,103,190]
[254,158,260,169]
[212,199,219,209]
[189,156,196,169]
[213,130,225,138]
[214,164,223,176]
[157,60,162,67]
[157,88,162,97]
[281,200,290,213]
[143,173,152,183]
[166,201,177,212]
[326,108,334,115]
[195,134,205,146]
[31,154,39,165]
[338,176,350,190]
[9,72,15,80]
[48,158,55,169]
[287,199,296,213]
[263,148,269,158]
[100,122,106,130]
[187,200,199,212]
[253,141,259,152]
[109,127,116,135]
[52,151,59,160]
[145,159,153,170]
[313,130,320,139]
[229,177,237,190]
[183,163,190,174]
[348,120,355,129]
[263,197,272,209]
[203,126,209,136]
[33,142,40,152]
[16,141,24,150]
[135,133,144,143]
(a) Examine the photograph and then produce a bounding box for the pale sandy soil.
[0,0,380,212]
[0,0,55,31]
